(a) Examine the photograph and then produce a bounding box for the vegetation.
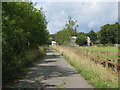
[75,32,87,46]
[86,30,97,44]
[54,16,78,45]
[97,23,119,45]
[78,46,118,53]
[2,2,49,86]
[2,1,119,89]
[51,22,119,46]
[77,46,118,62]
[51,45,118,88]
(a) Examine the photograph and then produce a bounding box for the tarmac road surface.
[13,48,93,89]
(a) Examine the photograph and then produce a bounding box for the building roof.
[70,36,77,39]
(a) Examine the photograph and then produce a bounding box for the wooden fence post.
[84,49,85,57]
[94,50,96,61]
[86,49,88,57]
[83,49,85,56]
[106,51,108,71]
[99,51,101,62]
[114,55,118,72]
[81,49,83,57]
[81,49,82,55]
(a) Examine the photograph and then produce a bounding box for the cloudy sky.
[32,1,119,34]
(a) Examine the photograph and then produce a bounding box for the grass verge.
[23,46,46,67]
[50,45,118,88]
[3,46,46,88]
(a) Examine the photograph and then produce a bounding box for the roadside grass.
[50,45,118,88]
[21,46,46,78]
[78,46,118,53]
[3,46,46,88]
[77,46,118,62]
[24,46,46,67]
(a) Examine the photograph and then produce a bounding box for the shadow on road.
[13,48,78,88]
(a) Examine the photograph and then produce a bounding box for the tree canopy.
[53,22,119,46]
[54,16,78,45]
[97,23,119,45]
[2,2,49,84]
[87,30,97,43]
[75,32,87,46]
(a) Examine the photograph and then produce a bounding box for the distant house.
[51,41,56,45]
[69,36,79,46]
[114,44,120,47]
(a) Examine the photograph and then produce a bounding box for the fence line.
[73,47,120,72]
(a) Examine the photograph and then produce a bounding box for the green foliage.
[53,22,119,46]
[51,46,118,88]
[65,16,78,31]
[75,32,87,46]
[2,2,49,85]
[50,34,56,41]
[54,16,78,45]
[87,30,97,43]
[98,23,119,44]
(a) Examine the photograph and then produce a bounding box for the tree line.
[51,16,119,46]
[2,2,49,85]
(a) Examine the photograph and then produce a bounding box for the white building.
[114,44,120,47]
[69,36,79,46]
[51,41,56,45]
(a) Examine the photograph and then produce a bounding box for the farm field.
[76,46,119,62]
[78,46,118,53]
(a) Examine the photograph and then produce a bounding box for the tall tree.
[75,32,87,46]
[98,23,119,45]
[98,24,110,45]
[65,16,78,31]
[55,16,78,45]
[87,30,97,43]
[2,2,49,85]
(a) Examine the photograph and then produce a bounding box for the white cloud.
[48,20,65,34]
[31,0,119,2]
[33,2,118,34]
[88,22,95,28]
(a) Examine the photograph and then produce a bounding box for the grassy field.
[51,45,118,88]
[77,46,118,62]
[78,46,118,53]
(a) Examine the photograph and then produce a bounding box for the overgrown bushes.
[2,2,49,85]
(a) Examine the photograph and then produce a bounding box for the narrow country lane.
[13,48,93,88]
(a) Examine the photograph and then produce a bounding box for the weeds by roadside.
[3,46,46,88]
[50,45,118,88]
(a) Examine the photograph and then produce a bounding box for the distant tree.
[65,16,78,31]
[98,23,119,45]
[115,23,120,44]
[75,32,87,46]
[98,24,110,45]
[77,32,86,36]
[55,16,78,45]
[55,30,67,45]
[108,22,119,44]
[50,34,56,41]
[87,30,97,43]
